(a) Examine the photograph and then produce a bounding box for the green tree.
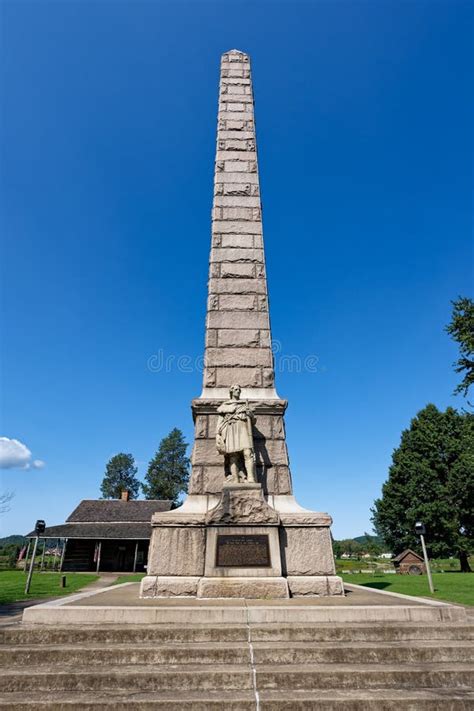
[446,297,474,398]
[372,404,474,572]
[363,532,383,557]
[338,539,363,559]
[100,453,140,500]
[142,428,190,507]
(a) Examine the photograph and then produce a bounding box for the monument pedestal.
[197,576,289,598]
[140,483,343,599]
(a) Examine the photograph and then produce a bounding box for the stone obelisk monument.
[141,50,343,598]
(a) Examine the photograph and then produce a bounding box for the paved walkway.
[66,582,426,607]
[0,573,120,625]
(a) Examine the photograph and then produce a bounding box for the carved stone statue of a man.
[216,384,257,483]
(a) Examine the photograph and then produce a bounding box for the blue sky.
[1,1,472,540]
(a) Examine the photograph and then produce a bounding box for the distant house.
[392,549,426,575]
[379,552,393,559]
[26,492,171,573]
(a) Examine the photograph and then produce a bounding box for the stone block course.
[216,206,259,221]
[286,575,345,597]
[222,120,246,130]
[217,329,260,347]
[192,437,222,466]
[257,438,289,466]
[222,160,250,172]
[225,84,251,94]
[218,130,255,140]
[221,77,251,86]
[203,367,216,387]
[210,246,263,262]
[215,366,262,387]
[197,577,289,599]
[219,112,253,122]
[219,106,253,117]
[274,465,292,494]
[216,172,259,183]
[216,152,256,163]
[209,277,266,293]
[227,68,249,77]
[281,526,336,576]
[213,221,262,235]
[205,347,273,367]
[219,263,255,278]
[220,234,254,248]
[220,140,255,152]
[218,294,256,310]
[259,330,271,347]
[202,465,226,493]
[214,197,261,209]
[148,527,206,577]
[207,414,219,438]
[194,415,208,438]
[205,329,217,347]
[207,311,270,329]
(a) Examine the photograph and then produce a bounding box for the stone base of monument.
[287,575,344,596]
[140,482,344,599]
[196,576,289,598]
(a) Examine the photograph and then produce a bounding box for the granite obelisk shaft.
[203,50,276,399]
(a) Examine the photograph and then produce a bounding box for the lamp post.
[415,521,434,594]
[25,520,46,595]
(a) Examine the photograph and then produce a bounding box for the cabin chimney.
[121,490,130,502]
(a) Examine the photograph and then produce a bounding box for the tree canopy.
[372,404,473,572]
[100,452,140,500]
[142,428,190,507]
[446,296,474,398]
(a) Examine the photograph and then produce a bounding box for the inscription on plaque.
[216,534,271,568]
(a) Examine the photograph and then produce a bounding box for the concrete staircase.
[0,621,473,709]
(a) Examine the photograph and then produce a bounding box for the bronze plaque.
[216,534,271,568]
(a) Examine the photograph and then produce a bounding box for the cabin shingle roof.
[26,522,153,539]
[25,498,172,539]
[392,548,423,563]
[67,499,171,523]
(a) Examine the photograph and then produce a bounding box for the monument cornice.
[191,397,288,418]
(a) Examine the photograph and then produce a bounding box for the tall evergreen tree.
[142,428,190,507]
[372,404,473,572]
[446,296,474,398]
[100,453,140,500]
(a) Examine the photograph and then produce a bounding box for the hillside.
[0,535,26,548]
[353,534,385,546]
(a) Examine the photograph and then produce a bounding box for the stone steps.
[1,689,474,710]
[256,662,474,690]
[254,640,474,665]
[259,688,474,710]
[0,691,256,710]
[1,662,472,692]
[0,621,472,708]
[2,622,473,644]
[252,621,474,642]
[3,640,473,666]
[0,665,254,692]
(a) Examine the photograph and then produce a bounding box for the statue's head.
[229,384,241,400]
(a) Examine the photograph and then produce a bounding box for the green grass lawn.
[342,572,474,606]
[0,571,99,605]
[112,573,146,585]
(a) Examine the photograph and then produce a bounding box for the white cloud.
[0,438,45,470]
